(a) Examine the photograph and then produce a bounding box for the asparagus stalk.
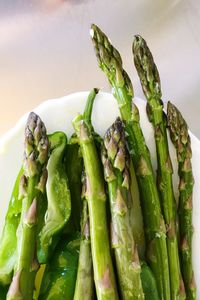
[73,89,99,299]
[90,24,170,300]
[38,131,71,263]
[129,160,146,259]
[83,88,99,128]
[7,112,49,300]
[74,174,94,300]
[167,102,196,300]
[132,35,185,299]
[102,118,144,299]
[73,114,119,300]
[64,88,99,234]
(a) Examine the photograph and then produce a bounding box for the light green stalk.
[74,175,94,300]
[90,24,170,300]
[132,35,185,299]
[7,112,49,300]
[102,118,144,299]
[73,114,119,300]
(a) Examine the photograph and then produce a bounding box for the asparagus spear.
[74,174,94,300]
[132,35,185,299]
[64,88,99,235]
[90,24,170,300]
[129,160,146,259]
[38,233,80,300]
[102,118,144,299]
[73,89,100,299]
[7,112,49,300]
[38,131,71,263]
[73,114,119,300]
[167,102,196,300]
[0,168,23,286]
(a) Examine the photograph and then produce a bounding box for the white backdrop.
[0,0,200,137]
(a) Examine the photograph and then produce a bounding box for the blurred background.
[0,0,200,138]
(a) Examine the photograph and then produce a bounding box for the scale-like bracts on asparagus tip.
[167,102,196,300]
[73,114,119,300]
[102,117,144,300]
[133,35,185,299]
[90,24,133,122]
[90,24,170,300]
[7,112,49,300]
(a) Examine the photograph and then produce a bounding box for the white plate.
[0,91,199,295]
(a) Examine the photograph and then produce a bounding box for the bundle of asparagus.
[0,25,197,300]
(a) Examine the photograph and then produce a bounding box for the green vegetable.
[0,168,23,286]
[141,263,159,300]
[38,233,80,300]
[129,160,146,259]
[132,35,185,299]
[90,24,170,300]
[74,176,94,300]
[102,118,144,299]
[7,112,49,300]
[167,102,196,300]
[73,114,119,300]
[38,131,71,264]
[64,88,99,234]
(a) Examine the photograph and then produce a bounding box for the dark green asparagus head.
[24,112,49,178]
[167,102,192,162]
[132,35,161,101]
[90,24,133,121]
[102,117,130,189]
[90,24,133,94]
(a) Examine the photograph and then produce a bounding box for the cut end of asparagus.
[132,35,161,101]
[24,112,49,177]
